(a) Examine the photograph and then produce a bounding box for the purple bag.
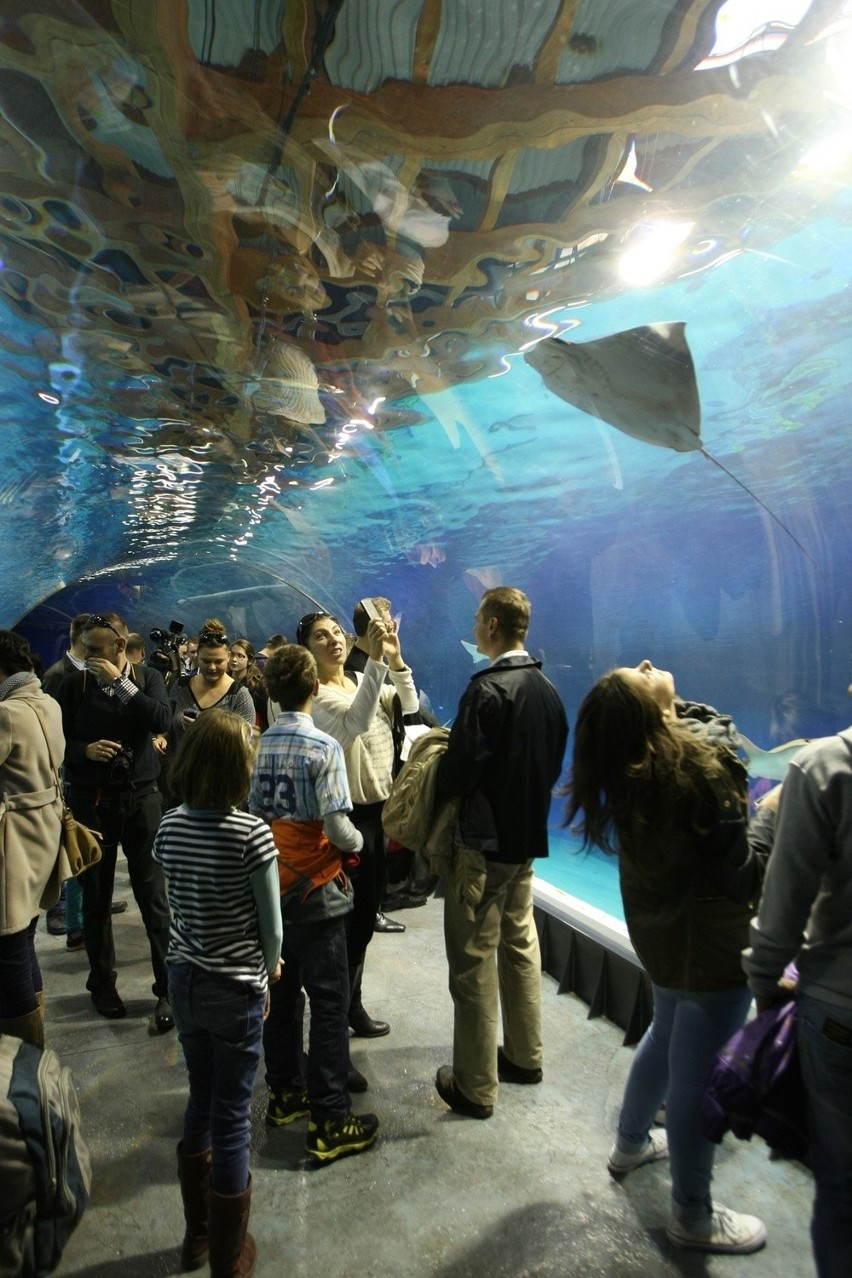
[702,999,809,1163]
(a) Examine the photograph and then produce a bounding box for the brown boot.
[176,1141,211,1271]
[208,1176,256,1277]
[0,1007,45,1049]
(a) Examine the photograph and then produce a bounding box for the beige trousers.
[443,852,542,1107]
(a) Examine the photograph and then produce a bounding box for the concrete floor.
[39,865,817,1278]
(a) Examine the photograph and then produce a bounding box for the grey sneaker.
[607,1128,669,1175]
[666,1204,767,1254]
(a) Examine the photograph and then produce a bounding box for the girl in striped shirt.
[154,708,282,1277]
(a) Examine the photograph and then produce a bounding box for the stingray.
[524,322,824,577]
[524,322,700,452]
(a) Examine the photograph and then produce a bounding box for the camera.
[148,619,185,686]
[109,743,134,783]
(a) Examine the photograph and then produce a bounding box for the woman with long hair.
[154,708,282,1276]
[565,659,768,1256]
[228,639,269,733]
[296,610,418,1040]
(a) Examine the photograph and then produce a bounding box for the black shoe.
[497,1046,543,1085]
[374,911,405,934]
[46,906,66,936]
[91,986,126,1019]
[266,1086,310,1127]
[347,1064,369,1093]
[349,1006,390,1038]
[435,1066,493,1119]
[154,995,175,1032]
[306,1112,379,1162]
[110,899,128,915]
[408,875,438,897]
[382,891,428,912]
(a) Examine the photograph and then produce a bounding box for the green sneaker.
[305,1112,379,1162]
[266,1087,310,1127]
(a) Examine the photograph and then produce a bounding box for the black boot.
[208,1177,256,1277]
[348,960,389,1037]
[176,1142,211,1271]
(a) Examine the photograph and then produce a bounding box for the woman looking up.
[228,639,269,733]
[296,611,418,1040]
[564,659,768,1256]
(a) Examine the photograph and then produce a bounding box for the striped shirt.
[249,712,352,822]
[153,806,277,991]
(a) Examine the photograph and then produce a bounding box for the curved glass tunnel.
[3,0,852,929]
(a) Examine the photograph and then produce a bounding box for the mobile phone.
[361,598,382,621]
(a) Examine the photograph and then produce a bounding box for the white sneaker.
[666,1203,767,1254]
[607,1128,669,1175]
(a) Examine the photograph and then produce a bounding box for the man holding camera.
[56,611,174,1029]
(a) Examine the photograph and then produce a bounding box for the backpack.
[0,1035,92,1276]
[382,727,449,855]
[701,999,809,1163]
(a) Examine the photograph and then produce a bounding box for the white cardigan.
[311,658,418,805]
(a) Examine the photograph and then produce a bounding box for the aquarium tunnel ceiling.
[3,0,852,729]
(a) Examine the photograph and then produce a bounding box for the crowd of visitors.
[3,588,849,1278]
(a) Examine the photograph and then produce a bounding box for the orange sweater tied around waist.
[270,818,343,899]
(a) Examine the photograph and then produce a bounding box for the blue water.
[6,166,852,940]
[544,825,625,922]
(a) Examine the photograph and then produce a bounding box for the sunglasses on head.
[197,630,229,648]
[87,614,123,641]
[296,612,332,646]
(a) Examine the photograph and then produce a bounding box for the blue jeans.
[65,877,83,933]
[616,983,752,1217]
[169,962,265,1195]
[798,992,852,1278]
[263,917,349,1121]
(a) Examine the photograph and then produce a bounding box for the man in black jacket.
[434,587,568,1118]
[56,611,174,1029]
[41,613,90,696]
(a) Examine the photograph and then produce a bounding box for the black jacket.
[56,664,171,795]
[435,655,568,862]
[42,653,78,698]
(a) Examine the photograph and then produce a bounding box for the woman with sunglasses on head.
[228,639,269,733]
[564,659,769,1256]
[296,610,419,1040]
[155,621,256,807]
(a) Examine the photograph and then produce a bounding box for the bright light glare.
[826,19,852,88]
[618,222,694,287]
[696,0,812,68]
[797,132,852,174]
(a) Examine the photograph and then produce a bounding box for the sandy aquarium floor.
[38,864,816,1278]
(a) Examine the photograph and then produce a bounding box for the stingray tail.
[700,448,826,581]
